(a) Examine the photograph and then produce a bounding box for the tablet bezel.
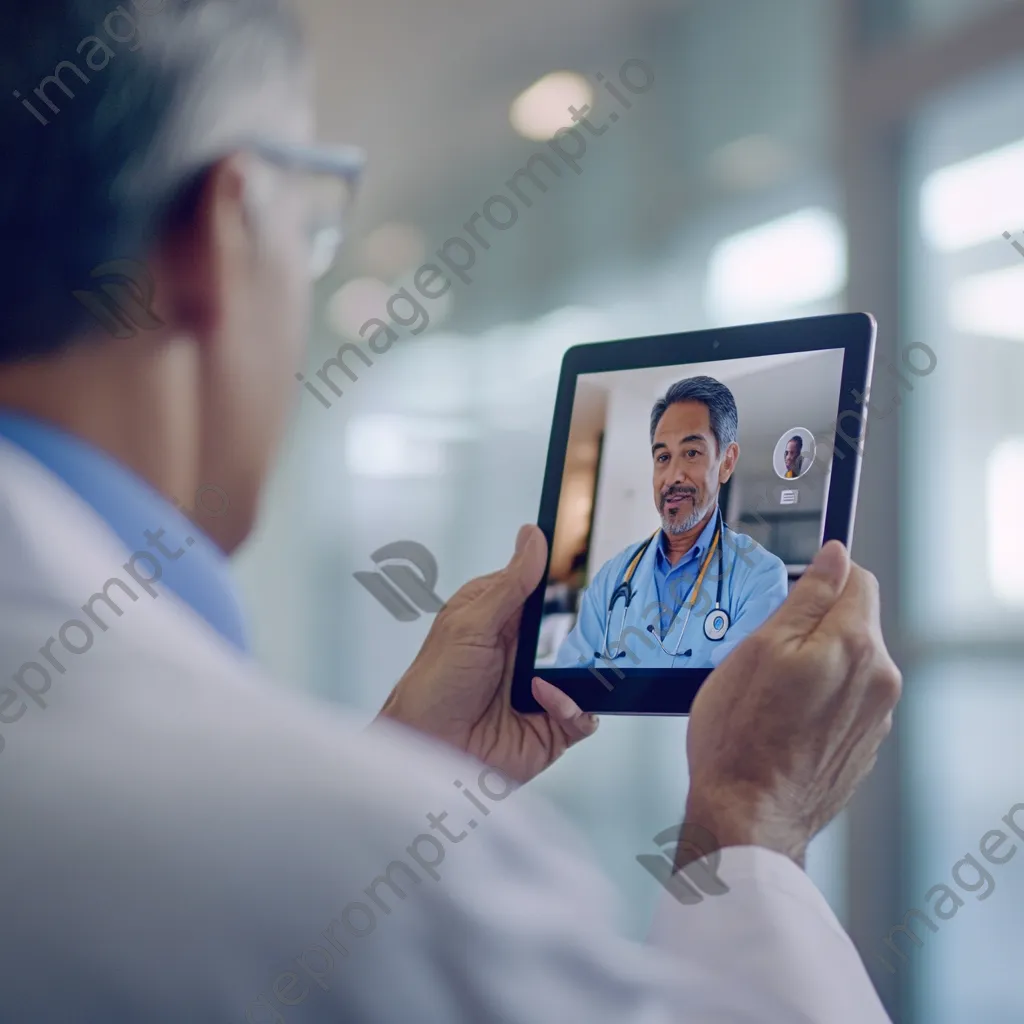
[510,312,876,716]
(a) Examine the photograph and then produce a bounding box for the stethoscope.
[595,506,730,662]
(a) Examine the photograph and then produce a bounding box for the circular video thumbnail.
[774,428,816,480]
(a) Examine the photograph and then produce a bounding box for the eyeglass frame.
[249,139,367,279]
[159,139,367,281]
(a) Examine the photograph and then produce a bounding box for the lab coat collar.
[0,435,249,669]
[0,410,247,652]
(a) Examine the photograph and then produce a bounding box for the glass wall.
[906,59,1024,642]
[902,55,1024,1022]
[903,0,1020,38]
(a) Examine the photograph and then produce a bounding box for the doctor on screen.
[555,376,789,670]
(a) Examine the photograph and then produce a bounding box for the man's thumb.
[514,524,531,555]
[480,525,548,624]
[772,541,850,638]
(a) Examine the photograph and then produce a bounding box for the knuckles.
[872,659,903,708]
[857,566,881,595]
[877,710,895,740]
[431,603,465,643]
[837,627,878,672]
[738,630,775,665]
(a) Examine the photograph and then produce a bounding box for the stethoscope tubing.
[598,508,727,661]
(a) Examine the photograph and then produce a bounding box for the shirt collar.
[655,506,721,571]
[0,410,248,653]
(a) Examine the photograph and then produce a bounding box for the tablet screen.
[535,348,847,673]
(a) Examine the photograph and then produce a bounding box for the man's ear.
[157,153,256,339]
[719,441,740,483]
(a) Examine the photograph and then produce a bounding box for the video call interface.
[537,348,847,672]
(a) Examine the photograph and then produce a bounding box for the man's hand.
[683,541,902,869]
[377,525,598,783]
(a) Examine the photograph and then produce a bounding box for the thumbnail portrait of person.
[553,375,789,671]
[773,428,816,481]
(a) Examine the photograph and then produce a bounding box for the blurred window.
[867,0,1024,40]
[706,208,847,324]
[903,0,1021,37]
[904,55,1024,1022]
[905,59,1024,643]
[901,661,1024,1021]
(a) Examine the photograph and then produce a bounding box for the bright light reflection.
[327,277,392,339]
[987,438,1024,604]
[510,71,593,141]
[921,138,1024,252]
[949,265,1024,341]
[706,208,847,320]
[345,415,476,479]
[361,223,427,278]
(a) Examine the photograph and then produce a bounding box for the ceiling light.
[510,71,593,141]
[327,277,393,338]
[361,223,427,279]
[345,415,477,479]
[987,437,1024,604]
[706,207,847,320]
[921,138,1024,252]
[949,265,1024,341]
[709,135,797,192]
[392,270,454,329]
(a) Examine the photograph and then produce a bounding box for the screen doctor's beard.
[660,486,718,535]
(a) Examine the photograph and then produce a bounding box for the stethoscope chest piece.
[703,608,730,641]
[598,508,733,661]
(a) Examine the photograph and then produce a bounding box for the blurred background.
[233,0,1024,1020]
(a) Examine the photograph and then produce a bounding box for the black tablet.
[511,313,876,716]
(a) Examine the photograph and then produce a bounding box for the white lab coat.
[0,437,892,1023]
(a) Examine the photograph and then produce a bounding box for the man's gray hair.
[1,0,305,363]
[650,376,738,454]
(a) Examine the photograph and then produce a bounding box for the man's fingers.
[817,562,882,645]
[532,677,599,742]
[768,540,851,642]
[477,524,548,625]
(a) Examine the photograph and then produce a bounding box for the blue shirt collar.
[655,506,721,573]
[0,411,248,653]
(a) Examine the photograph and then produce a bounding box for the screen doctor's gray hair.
[649,375,739,454]
[0,0,306,364]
